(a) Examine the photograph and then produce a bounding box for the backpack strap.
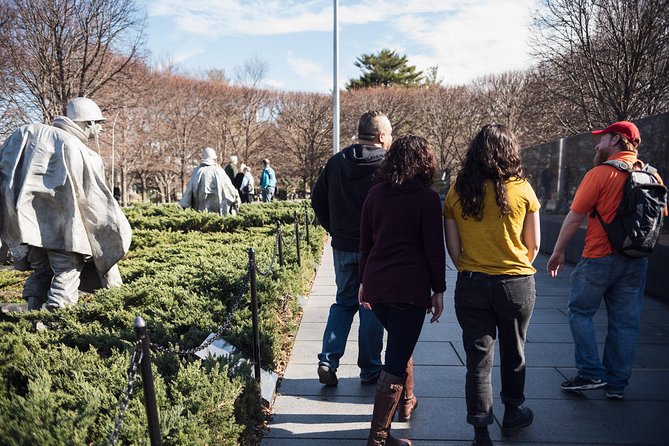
[590,160,632,219]
[604,158,661,180]
[602,159,633,173]
[642,163,658,176]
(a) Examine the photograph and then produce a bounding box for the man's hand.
[547,251,564,278]
[358,284,371,310]
[547,210,586,278]
[428,292,444,323]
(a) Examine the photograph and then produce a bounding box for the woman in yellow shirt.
[443,124,540,446]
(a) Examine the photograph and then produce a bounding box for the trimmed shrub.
[0,200,325,445]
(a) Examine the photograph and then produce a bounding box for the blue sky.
[140,0,539,93]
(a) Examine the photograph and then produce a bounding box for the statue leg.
[101,264,123,288]
[44,250,84,312]
[22,247,51,310]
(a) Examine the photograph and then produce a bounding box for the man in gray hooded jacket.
[0,97,132,311]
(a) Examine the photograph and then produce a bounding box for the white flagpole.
[333,0,340,154]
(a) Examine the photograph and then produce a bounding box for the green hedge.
[0,200,326,445]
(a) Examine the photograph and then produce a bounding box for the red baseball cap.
[591,121,640,148]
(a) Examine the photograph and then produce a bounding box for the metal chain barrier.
[308,211,317,225]
[282,224,296,247]
[255,230,280,277]
[304,201,317,225]
[109,344,143,446]
[149,268,250,357]
[278,210,309,249]
[108,205,310,443]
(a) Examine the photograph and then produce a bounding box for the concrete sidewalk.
[263,243,669,445]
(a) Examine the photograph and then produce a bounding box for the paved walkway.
[263,243,669,445]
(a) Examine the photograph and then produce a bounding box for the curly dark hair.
[380,135,437,187]
[455,124,525,220]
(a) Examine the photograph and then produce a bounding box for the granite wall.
[526,113,669,304]
[522,112,669,213]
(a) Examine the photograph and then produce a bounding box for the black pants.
[454,272,535,426]
[372,303,426,377]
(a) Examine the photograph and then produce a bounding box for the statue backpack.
[592,160,667,257]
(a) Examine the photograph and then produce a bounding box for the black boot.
[502,405,533,436]
[471,425,493,446]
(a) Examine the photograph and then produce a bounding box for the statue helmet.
[201,147,217,161]
[66,97,106,122]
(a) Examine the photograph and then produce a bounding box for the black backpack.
[593,160,667,257]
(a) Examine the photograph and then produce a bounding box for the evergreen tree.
[347,49,424,89]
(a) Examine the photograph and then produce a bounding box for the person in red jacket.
[359,135,446,446]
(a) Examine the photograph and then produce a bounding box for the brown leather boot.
[367,371,412,446]
[398,356,417,422]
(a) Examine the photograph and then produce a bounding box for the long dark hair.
[380,135,437,187]
[455,124,525,220]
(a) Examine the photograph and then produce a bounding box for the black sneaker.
[561,376,607,391]
[317,364,338,386]
[606,390,624,400]
[502,406,533,436]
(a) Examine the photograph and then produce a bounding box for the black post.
[247,248,262,382]
[294,211,301,267]
[133,316,162,446]
[277,221,284,267]
[304,201,310,246]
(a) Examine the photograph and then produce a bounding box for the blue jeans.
[318,249,383,381]
[455,272,535,426]
[568,254,648,392]
[262,186,275,202]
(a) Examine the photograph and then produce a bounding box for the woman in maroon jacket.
[359,135,446,446]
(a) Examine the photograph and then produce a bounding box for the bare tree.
[519,68,577,146]
[225,87,276,164]
[0,2,34,137]
[471,71,534,143]
[233,54,269,88]
[418,85,480,172]
[423,65,443,86]
[0,0,145,122]
[206,68,229,85]
[271,91,332,193]
[108,100,159,204]
[341,86,422,144]
[204,81,234,163]
[158,73,212,192]
[531,0,669,127]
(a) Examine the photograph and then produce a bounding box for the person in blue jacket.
[260,158,277,202]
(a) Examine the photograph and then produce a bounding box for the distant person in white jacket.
[180,148,241,215]
[0,97,132,311]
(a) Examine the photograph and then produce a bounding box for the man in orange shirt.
[547,121,662,400]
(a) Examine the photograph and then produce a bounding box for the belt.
[459,271,527,279]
